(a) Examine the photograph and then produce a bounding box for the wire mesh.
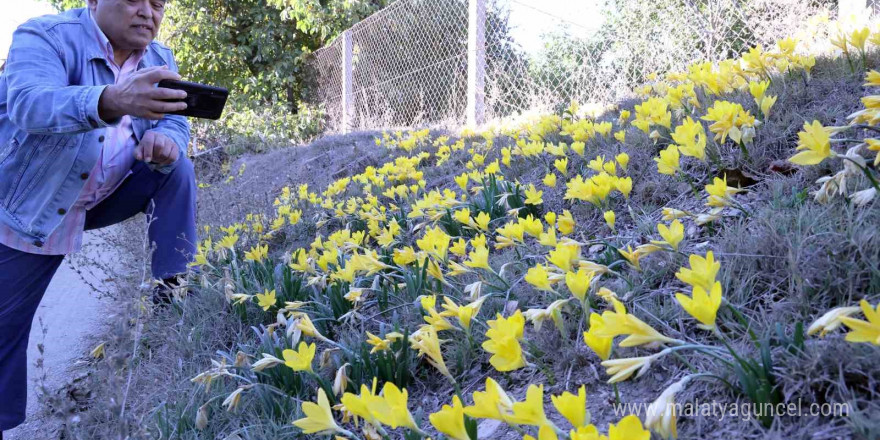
[304,0,832,133]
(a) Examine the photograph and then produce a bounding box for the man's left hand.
[135,131,179,165]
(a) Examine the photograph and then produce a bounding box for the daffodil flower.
[839,299,880,345]
[294,388,349,435]
[483,311,527,372]
[282,341,316,373]
[675,281,723,330]
[789,120,834,166]
[551,385,589,428]
[429,395,470,440]
[675,251,720,292]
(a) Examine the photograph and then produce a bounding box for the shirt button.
[58,208,67,215]
[34,240,44,248]
[81,172,90,180]
[98,135,105,142]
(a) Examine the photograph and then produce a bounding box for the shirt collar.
[85,7,145,67]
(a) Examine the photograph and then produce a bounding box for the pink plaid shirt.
[0,8,144,255]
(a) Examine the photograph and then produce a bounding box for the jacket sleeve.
[5,19,117,134]
[145,49,191,175]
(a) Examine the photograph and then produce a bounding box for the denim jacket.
[0,8,190,248]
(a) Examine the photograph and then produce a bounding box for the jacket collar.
[77,7,150,68]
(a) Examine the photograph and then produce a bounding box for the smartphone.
[157,79,229,120]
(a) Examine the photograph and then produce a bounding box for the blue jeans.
[0,157,197,430]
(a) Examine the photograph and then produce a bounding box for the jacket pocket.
[6,135,68,211]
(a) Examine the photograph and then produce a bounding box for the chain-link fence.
[303,0,834,134]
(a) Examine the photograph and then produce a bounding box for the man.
[0,0,198,434]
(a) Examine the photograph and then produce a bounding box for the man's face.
[87,0,166,50]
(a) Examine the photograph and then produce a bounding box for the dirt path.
[5,231,118,440]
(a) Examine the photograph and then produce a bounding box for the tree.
[43,0,388,110]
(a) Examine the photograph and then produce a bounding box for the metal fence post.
[341,30,354,134]
[467,0,486,127]
[838,0,868,20]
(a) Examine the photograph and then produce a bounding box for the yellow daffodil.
[558,210,576,235]
[655,145,681,176]
[464,245,491,271]
[483,311,527,371]
[410,325,453,379]
[464,377,515,421]
[675,251,720,292]
[548,243,580,273]
[244,244,268,262]
[748,80,769,102]
[217,233,240,251]
[526,264,555,292]
[293,388,345,435]
[283,341,316,373]
[760,95,777,119]
[256,289,277,311]
[544,172,558,188]
[551,385,589,428]
[371,382,419,430]
[450,238,468,257]
[839,299,880,345]
[675,281,723,330]
[789,120,834,165]
[524,424,560,440]
[340,381,382,427]
[851,27,870,53]
[525,184,544,205]
[618,245,643,271]
[417,226,451,261]
[429,396,470,440]
[555,157,569,176]
[474,211,491,231]
[616,152,630,171]
[672,117,707,160]
[393,246,419,266]
[597,308,677,347]
[455,173,470,191]
[608,414,651,440]
[570,424,603,440]
[604,210,616,231]
[566,269,595,303]
[583,313,614,360]
[508,384,554,427]
[652,220,684,250]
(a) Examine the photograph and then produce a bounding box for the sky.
[505,0,606,54]
[0,0,56,61]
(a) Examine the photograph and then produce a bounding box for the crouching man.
[0,0,198,434]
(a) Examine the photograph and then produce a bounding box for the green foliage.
[44,0,83,11]
[346,329,416,390]
[161,0,386,108]
[45,0,386,108]
[470,174,507,220]
[191,100,326,155]
[43,0,384,150]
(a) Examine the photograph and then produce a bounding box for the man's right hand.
[98,65,188,122]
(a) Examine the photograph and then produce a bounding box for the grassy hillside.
[51,28,880,440]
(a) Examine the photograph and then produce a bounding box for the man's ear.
[86,0,98,12]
